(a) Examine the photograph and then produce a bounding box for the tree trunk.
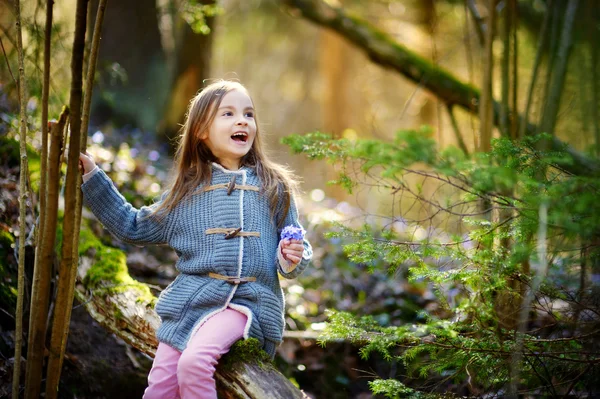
[519,0,552,139]
[25,111,69,399]
[45,1,89,397]
[538,0,579,138]
[478,0,496,153]
[24,1,55,396]
[13,0,30,396]
[88,0,167,132]
[320,26,350,138]
[160,1,216,142]
[73,249,308,399]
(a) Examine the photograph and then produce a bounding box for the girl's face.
[201,89,257,170]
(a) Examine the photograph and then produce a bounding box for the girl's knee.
[177,347,218,382]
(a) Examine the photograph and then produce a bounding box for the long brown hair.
[153,80,297,226]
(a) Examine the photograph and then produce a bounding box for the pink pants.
[143,308,248,399]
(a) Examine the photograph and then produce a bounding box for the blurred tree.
[159,0,217,142]
[88,0,167,132]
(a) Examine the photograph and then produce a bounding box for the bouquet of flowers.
[280,226,305,241]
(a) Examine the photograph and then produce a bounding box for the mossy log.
[282,0,600,177]
[74,222,308,399]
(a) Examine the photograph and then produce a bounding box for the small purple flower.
[281,226,305,241]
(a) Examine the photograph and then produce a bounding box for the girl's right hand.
[79,152,96,175]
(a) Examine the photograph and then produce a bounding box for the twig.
[0,34,17,88]
[446,105,470,156]
[565,364,593,397]
[466,0,486,45]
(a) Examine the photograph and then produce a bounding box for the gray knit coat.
[81,163,312,357]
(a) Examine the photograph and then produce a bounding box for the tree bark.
[13,0,29,397]
[25,112,69,399]
[280,0,600,176]
[519,0,552,139]
[88,0,167,131]
[538,0,579,138]
[73,252,308,399]
[45,1,89,397]
[160,0,216,141]
[478,0,496,153]
[24,1,55,396]
[501,0,510,137]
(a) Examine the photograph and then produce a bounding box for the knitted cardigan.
[81,163,312,357]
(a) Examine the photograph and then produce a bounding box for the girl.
[78,80,312,399]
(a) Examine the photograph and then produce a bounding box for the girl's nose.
[236,119,248,126]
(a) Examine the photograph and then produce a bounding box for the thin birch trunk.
[72,0,107,253]
[539,0,579,139]
[501,1,510,137]
[477,0,496,153]
[25,112,68,399]
[13,0,29,397]
[24,1,54,396]
[45,1,89,397]
[508,203,548,398]
[519,0,552,139]
[589,1,600,156]
[510,0,518,139]
[68,0,107,372]
[36,0,53,250]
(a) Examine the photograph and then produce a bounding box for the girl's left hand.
[280,239,303,265]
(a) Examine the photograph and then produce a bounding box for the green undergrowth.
[218,338,272,371]
[0,136,41,192]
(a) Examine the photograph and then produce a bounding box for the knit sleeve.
[81,168,171,246]
[275,194,312,279]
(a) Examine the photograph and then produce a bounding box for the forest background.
[0,0,599,398]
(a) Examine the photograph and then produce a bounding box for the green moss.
[55,214,156,306]
[78,221,156,305]
[218,338,272,371]
[113,306,124,321]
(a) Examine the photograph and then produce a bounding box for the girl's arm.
[275,195,312,279]
[79,153,171,246]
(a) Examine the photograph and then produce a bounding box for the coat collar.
[211,162,255,176]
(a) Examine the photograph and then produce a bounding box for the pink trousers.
[142,308,248,399]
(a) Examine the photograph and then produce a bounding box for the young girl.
[78,80,312,399]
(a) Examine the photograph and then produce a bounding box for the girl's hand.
[280,239,303,265]
[79,152,96,175]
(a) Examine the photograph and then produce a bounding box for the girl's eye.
[245,112,254,118]
[223,111,233,116]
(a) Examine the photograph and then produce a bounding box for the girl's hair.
[153,80,298,227]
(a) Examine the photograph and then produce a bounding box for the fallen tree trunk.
[73,230,307,399]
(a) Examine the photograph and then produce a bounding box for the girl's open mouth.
[231,132,248,143]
